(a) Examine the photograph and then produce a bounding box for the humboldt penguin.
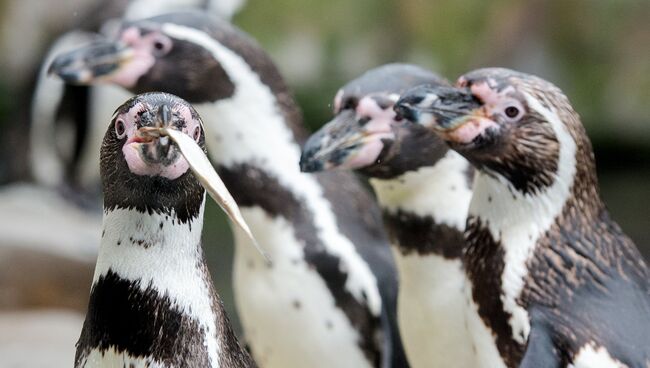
[78,92,253,367]
[50,12,407,368]
[396,68,650,368]
[30,0,246,193]
[300,63,480,368]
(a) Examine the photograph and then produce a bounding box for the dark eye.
[151,36,171,56]
[115,119,126,138]
[193,126,201,142]
[505,106,520,118]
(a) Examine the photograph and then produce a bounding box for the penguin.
[299,63,480,368]
[29,0,246,194]
[77,91,254,368]
[395,67,650,368]
[50,12,408,368]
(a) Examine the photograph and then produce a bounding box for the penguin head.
[300,64,452,179]
[396,67,587,194]
[49,12,238,104]
[101,92,206,217]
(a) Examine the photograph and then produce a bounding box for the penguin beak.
[395,85,483,130]
[135,104,178,165]
[395,85,499,145]
[48,39,133,84]
[154,104,173,160]
[300,109,394,172]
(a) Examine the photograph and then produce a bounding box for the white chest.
[232,208,372,368]
[394,251,476,368]
[78,348,166,368]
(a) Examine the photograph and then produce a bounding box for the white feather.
[569,344,627,368]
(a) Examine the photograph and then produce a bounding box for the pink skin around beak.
[343,95,397,168]
[439,81,499,144]
[104,27,158,88]
[120,102,199,179]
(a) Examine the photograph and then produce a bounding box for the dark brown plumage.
[397,67,650,368]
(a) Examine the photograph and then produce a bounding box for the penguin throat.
[370,151,473,230]
[464,92,579,348]
[89,203,222,367]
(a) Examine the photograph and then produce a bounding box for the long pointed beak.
[395,85,482,131]
[300,109,392,172]
[48,39,132,84]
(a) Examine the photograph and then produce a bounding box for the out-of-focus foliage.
[235,0,650,144]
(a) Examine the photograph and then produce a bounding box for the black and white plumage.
[78,92,253,367]
[30,0,245,193]
[396,68,650,368]
[50,12,407,368]
[300,63,479,368]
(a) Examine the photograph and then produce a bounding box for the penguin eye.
[193,126,201,142]
[505,106,520,118]
[151,35,172,56]
[115,119,126,138]
[500,101,525,122]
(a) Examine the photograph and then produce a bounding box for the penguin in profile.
[396,68,650,368]
[300,63,481,368]
[30,0,246,196]
[50,12,408,368]
[79,91,254,367]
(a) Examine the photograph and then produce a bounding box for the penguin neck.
[83,199,226,367]
[369,151,473,257]
[95,202,210,300]
[463,92,581,350]
[160,22,307,171]
[167,25,322,236]
[161,24,384,318]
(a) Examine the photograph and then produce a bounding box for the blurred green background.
[0,0,647,366]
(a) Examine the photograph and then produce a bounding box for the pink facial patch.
[446,117,498,144]
[357,96,397,134]
[343,139,386,169]
[122,142,190,180]
[107,27,157,88]
[117,102,199,180]
[332,96,398,169]
[470,81,501,105]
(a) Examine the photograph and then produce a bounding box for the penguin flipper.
[519,322,562,368]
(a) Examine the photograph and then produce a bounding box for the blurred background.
[0,0,648,366]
